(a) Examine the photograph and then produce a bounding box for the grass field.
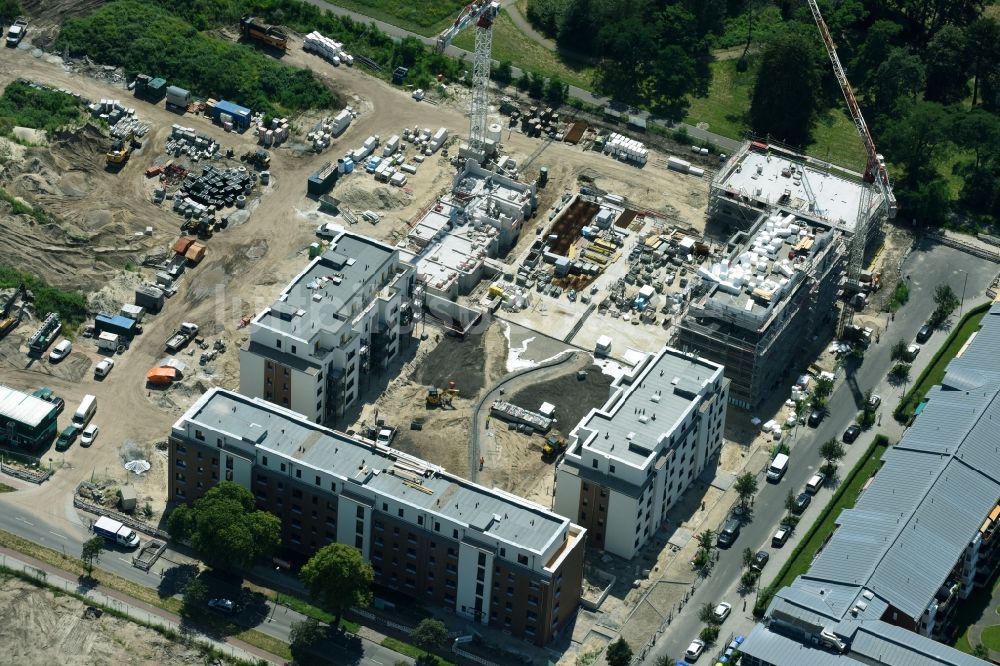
[325,0,469,37]
[451,10,595,91]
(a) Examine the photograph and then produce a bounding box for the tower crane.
[435,1,500,160]
[805,0,897,333]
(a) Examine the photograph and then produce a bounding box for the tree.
[527,72,546,99]
[410,618,449,650]
[967,18,1000,107]
[166,481,281,574]
[742,547,755,571]
[81,536,103,577]
[881,101,953,188]
[544,76,569,107]
[749,31,821,147]
[181,577,208,617]
[734,472,758,509]
[890,0,985,45]
[492,60,513,88]
[696,530,715,552]
[889,362,912,384]
[891,338,908,361]
[852,20,903,94]
[299,543,374,627]
[974,643,990,659]
[871,48,925,118]
[698,602,718,625]
[606,636,632,666]
[515,71,531,93]
[820,438,845,474]
[699,625,720,644]
[784,490,797,520]
[934,283,960,313]
[924,25,970,104]
[811,375,834,409]
[290,618,326,662]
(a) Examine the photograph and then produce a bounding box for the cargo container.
[95,313,137,339]
[430,127,448,151]
[211,100,252,131]
[165,86,191,109]
[308,162,339,196]
[383,135,400,157]
[331,109,352,135]
[97,331,121,351]
[135,286,165,314]
[390,172,407,187]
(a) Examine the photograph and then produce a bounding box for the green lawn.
[766,436,890,594]
[381,636,457,666]
[451,10,595,91]
[895,304,990,421]
[982,625,1000,652]
[326,0,470,37]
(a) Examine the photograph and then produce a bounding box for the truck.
[165,322,199,352]
[72,394,97,427]
[93,516,140,549]
[6,18,27,47]
[240,15,288,50]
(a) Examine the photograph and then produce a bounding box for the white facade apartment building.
[554,347,728,559]
[240,231,415,424]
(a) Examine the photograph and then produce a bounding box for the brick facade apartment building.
[169,388,586,645]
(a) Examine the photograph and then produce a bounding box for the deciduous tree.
[410,618,449,650]
[299,543,374,627]
[81,536,103,577]
[606,637,632,666]
[166,481,281,574]
[749,31,821,147]
[734,472,758,509]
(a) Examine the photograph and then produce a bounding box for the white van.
[72,394,97,427]
[767,453,789,483]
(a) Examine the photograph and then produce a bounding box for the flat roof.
[0,385,55,428]
[573,348,722,467]
[184,389,572,555]
[256,233,397,338]
[716,146,878,231]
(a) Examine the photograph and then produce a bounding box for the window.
[291,345,297,354]
[417,515,423,526]
[476,569,485,582]
[280,463,286,472]
[476,582,484,596]
[610,464,616,473]
[592,459,598,468]
[315,475,321,486]
[355,535,363,549]
[517,554,528,565]
[292,488,302,499]
[296,469,301,479]
[276,340,281,349]
[453,529,459,539]
[195,429,204,442]
[478,552,487,566]
[262,455,268,466]
[398,508,404,518]
[176,444,187,454]
[382,502,388,511]
[357,506,365,519]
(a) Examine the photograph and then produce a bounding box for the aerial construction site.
[0,1,937,665]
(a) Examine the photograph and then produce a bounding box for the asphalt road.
[644,240,1000,663]
[0,498,408,666]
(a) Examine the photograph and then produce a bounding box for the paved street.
[643,240,1000,663]
[0,496,409,666]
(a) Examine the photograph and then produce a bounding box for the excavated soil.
[506,364,613,437]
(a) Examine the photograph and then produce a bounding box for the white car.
[685,639,705,661]
[905,343,921,360]
[713,601,732,623]
[95,358,114,379]
[80,424,99,447]
[49,339,72,362]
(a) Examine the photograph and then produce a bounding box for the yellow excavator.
[426,384,459,408]
[542,435,567,460]
[107,130,139,167]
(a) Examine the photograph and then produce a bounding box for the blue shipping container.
[95,314,137,338]
[212,100,252,131]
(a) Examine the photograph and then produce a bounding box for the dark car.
[55,424,80,452]
[793,492,812,513]
[207,598,237,614]
[843,424,861,443]
[808,409,825,427]
[916,324,933,343]
[751,550,770,572]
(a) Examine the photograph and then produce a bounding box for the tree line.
[742,1,1000,226]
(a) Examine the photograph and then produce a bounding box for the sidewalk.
[0,545,284,665]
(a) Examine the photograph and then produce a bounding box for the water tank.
[487,123,502,143]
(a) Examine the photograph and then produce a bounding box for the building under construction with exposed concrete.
[677,209,846,410]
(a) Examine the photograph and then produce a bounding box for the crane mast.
[805,0,896,334]
[435,1,499,160]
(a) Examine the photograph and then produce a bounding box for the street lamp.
[957,269,969,318]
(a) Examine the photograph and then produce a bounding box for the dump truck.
[240,15,288,50]
[6,18,27,47]
[165,322,198,352]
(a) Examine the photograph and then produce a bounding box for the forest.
[526,0,1000,226]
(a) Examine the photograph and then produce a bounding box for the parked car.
[793,492,812,513]
[868,394,882,410]
[772,524,792,547]
[916,324,933,343]
[685,639,706,661]
[94,358,114,379]
[207,598,237,614]
[806,473,826,494]
[713,602,732,623]
[808,409,825,427]
[55,424,80,452]
[843,424,861,443]
[905,343,921,361]
[49,339,72,362]
[80,424,99,447]
[751,550,770,572]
